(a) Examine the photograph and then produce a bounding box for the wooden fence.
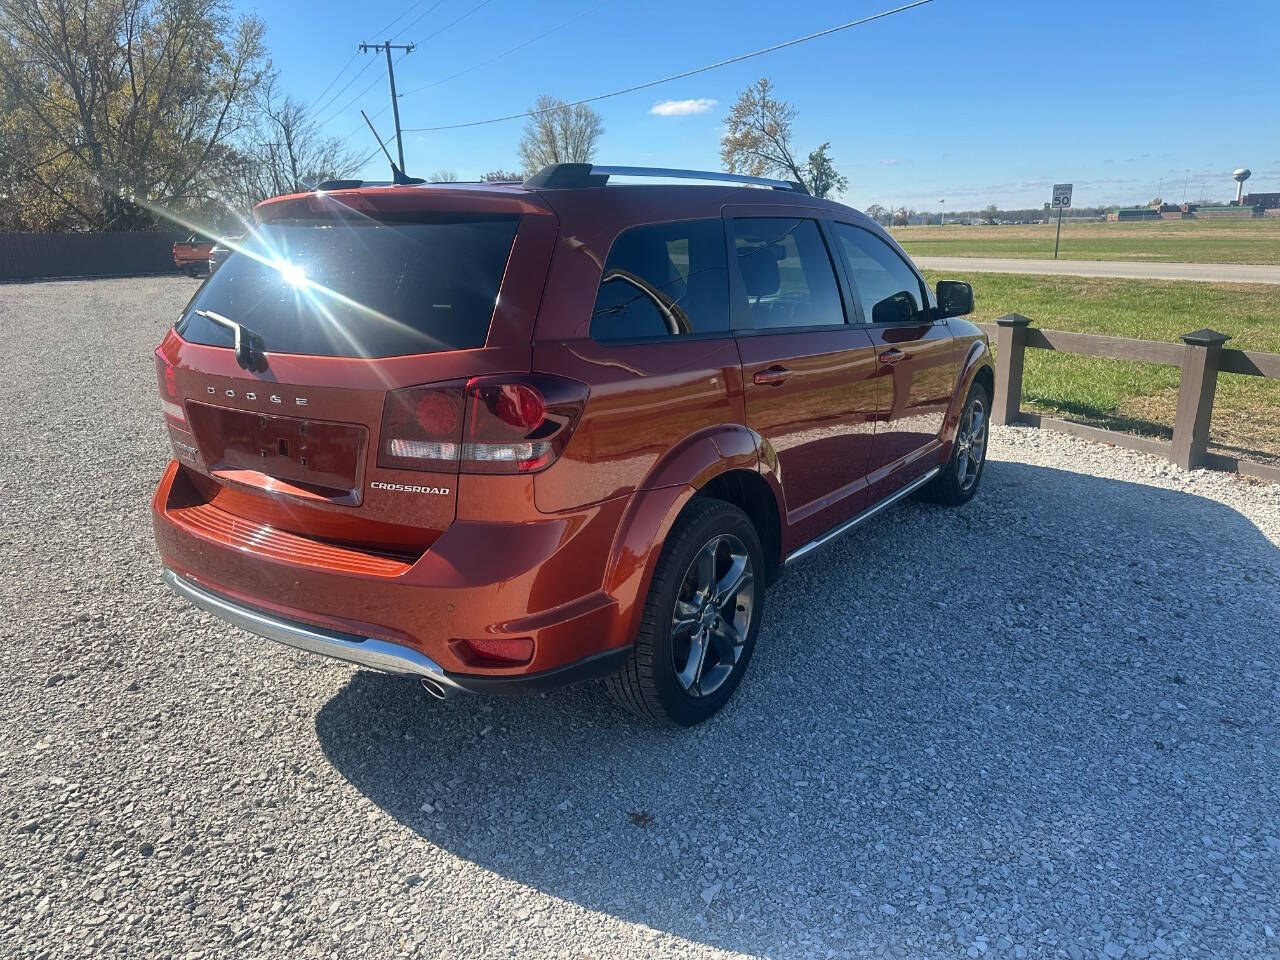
[976,315,1280,485]
[0,231,187,281]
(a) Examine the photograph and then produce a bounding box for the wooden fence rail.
[975,315,1280,485]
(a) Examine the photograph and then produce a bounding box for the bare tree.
[428,169,459,182]
[517,96,603,175]
[864,203,889,226]
[482,169,523,182]
[225,76,362,207]
[720,78,848,197]
[0,0,269,230]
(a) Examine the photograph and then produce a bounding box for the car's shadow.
[315,461,1280,956]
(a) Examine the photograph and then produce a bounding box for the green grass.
[921,271,1280,461]
[896,218,1280,265]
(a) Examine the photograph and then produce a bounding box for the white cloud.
[650,98,717,117]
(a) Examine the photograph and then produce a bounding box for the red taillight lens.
[416,390,461,436]
[462,375,588,474]
[378,375,588,475]
[377,384,465,473]
[154,351,186,425]
[492,383,546,430]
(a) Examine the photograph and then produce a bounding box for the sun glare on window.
[278,262,308,288]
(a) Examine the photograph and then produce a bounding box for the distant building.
[1242,192,1280,210]
[1110,207,1162,221]
[1195,205,1256,219]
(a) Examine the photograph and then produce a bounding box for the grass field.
[897,217,1280,265]
[920,270,1280,462]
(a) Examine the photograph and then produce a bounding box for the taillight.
[378,375,588,475]
[154,351,186,426]
[377,384,465,472]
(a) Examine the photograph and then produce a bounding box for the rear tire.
[605,497,764,727]
[920,380,990,506]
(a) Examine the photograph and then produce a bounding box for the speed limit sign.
[1052,183,1073,208]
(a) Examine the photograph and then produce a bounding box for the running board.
[784,467,940,566]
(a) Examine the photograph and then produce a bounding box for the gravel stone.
[1,276,1278,958]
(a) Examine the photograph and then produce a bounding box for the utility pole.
[359,40,415,174]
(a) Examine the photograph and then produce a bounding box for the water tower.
[1233,168,1251,203]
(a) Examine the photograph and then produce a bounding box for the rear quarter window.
[590,219,730,341]
[177,217,519,358]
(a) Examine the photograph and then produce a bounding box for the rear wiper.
[194,308,268,373]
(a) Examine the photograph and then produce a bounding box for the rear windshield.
[177,217,519,358]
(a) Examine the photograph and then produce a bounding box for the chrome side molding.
[162,569,464,696]
[784,467,941,566]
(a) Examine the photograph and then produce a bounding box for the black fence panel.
[0,232,189,281]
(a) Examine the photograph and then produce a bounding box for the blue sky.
[249,0,1279,210]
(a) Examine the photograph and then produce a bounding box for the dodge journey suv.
[153,163,994,726]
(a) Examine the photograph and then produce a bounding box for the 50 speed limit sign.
[1052,183,1073,208]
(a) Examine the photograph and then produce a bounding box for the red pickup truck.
[172,235,214,276]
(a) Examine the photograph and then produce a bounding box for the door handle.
[878,348,907,365]
[753,365,792,386]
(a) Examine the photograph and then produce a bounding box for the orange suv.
[153,164,993,725]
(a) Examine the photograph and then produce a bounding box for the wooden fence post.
[992,313,1032,426]
[1171,328,1230,470]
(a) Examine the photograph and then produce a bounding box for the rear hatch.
[156,186,558,553]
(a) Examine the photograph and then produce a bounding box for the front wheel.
[920,380,990,506]
[605,498,763,726]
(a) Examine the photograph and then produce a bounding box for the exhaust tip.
[420,676,452,700]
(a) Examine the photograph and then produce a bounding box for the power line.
[333,0,506,141]
[398,0,614,98]
[373,0,441,38]
[317,51,409,126]
[348,0,612,140]
[313,57,378,118]
[307,0,441,115]
[402,0,937,132]
[311,51,361,107]
[403,0,497,44]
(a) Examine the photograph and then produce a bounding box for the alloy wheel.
[954,396,988,492]
[670,534,754,698]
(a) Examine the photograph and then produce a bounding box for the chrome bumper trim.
[162,569,465,693]
[785,467,941,566]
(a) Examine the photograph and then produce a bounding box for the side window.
[832,222,927,325]
[590,219,729,340]
[729,218,845,330]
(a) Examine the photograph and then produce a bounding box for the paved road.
[3,277,1279,959]
[913,256,1280,284]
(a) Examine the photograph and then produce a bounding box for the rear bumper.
[162,569,630,695]
[152,460,635,686]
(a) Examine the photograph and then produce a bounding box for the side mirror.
[935,280,974,319]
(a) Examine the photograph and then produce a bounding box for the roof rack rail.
[522,163,809,194]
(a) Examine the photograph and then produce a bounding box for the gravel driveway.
[2,277,1278,960]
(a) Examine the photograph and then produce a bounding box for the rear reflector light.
[154,351,186,426]
[378,375,587,475]
[455,636,535,665]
